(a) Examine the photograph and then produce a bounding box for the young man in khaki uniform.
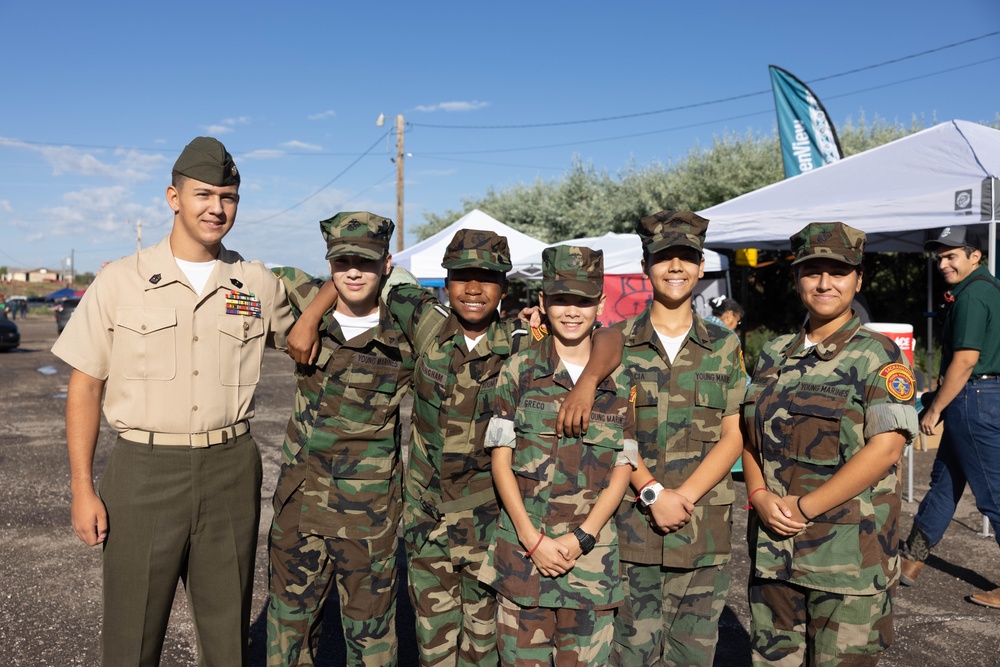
[55,137,298,666]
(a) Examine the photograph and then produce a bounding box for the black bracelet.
[796,496,815,522]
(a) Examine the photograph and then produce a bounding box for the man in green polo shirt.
[900,225,1000,608]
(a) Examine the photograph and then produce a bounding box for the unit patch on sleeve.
[879,362,915,401]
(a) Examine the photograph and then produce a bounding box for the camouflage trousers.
[612,562,729,667]
[496,594,615,667]
[749,577,894,667]
[267,491,398,667]
[405,517,497,667]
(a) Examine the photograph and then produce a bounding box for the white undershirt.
[562,359,585,384]
[174,258,216,295]
[465,333,486,352]
[333,310,379,341]
[655,330,687,363]
[804,334,817,349]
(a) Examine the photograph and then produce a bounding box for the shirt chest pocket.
[691,380,727,444]
[513,406,558,482]
[414,357,446,410]
[340,361,400,427]
[218,315,265,386]
[115,308,177,380]
[787,392,847,466]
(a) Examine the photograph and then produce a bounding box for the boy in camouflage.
[267,212,446,667]
[742,222,918,666]
[403,229,625,667]
[478,245,638,667]
[611,211,747,667]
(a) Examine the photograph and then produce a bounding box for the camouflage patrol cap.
[636,210,709,254]
[321,211,394,260]
[542,245,604,298]
[172,136,240,187]
[790,221,866,266]
[441,229,513,272]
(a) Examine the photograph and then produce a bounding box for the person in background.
[478,245,637,666]
[55,137,298,666]
[742,222,918,666]
[706,295,744,332]
[900,225,1000,609]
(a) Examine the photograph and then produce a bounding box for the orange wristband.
[525,533,544,558]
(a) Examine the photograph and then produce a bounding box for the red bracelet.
[743,486,767,510]
[636,478,658,494]
[525,533,545,558]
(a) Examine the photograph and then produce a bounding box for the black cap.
[924,226,984,252]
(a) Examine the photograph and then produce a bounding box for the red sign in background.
[600,274,652,326]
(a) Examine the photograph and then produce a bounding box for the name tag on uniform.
[225,291,262,318]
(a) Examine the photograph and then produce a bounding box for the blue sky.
[1,1,998,275]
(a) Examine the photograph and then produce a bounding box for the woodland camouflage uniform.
[611,210,747,667]
[267,212,446,667]
[742,222,919,666]
[402,229,530,667]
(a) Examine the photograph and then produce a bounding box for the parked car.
[0,312,20,351]
[54,297,82,334]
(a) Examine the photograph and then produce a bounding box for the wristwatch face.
[641,487,657,505]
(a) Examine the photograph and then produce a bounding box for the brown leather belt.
[119,421,249,448]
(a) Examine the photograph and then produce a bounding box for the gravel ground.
[2,316,999,666]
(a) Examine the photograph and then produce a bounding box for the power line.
[240,131,389,226]
[416,55,997,157]
[409,30,1000,130]
[263,169,397,230]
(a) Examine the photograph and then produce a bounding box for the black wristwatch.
[573,527,596,555]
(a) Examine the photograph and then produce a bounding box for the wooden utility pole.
[137,218,143,252]
[395,114,405,253]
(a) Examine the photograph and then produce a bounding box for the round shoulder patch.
[878,362,915,401]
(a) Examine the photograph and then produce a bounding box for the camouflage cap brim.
[542,278,602,298]
[326,240,387,261]
[645,233,705,255]
[790,250,860,267]
[441,254,512,272]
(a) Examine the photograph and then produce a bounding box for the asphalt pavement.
[2,316,1000,666]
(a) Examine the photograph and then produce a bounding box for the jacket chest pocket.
[786,392,847,466]
[513,406,558,484]
[115,308,177,380]
[218,315,265,386]
[414,357,446,410]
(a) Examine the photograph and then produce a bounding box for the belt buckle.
[190,432,210,448]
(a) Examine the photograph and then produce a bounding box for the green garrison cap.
[441,229,513,272]
[790,222,866,266]
[636,210,709,254]
[320,211,394,260]
[173,137,240,186]
[542,245,604,298]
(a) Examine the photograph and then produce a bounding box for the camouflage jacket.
[477,336,638,610]
[271,268,444,539]
[613,307,747,568]
[742,315,919,595]
[402,312,530,562]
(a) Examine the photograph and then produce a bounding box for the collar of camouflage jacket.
[783,312,863,361]
[622,304,713,354]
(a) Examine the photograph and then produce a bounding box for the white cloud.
[204,124,233,135]
[222,116,251,126]
[281,140,322,152]
[308,110,336,121]
[0,200,11,213]
[241,149,286,160]
[0,137,163,183]
[414,101,490,113]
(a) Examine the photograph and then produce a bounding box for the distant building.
[2,267,64,283]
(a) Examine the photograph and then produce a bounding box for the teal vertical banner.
[769,65,842,178]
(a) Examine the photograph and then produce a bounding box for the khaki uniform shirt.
[613,309,747,568]
[742,315,919,595]
[52,236,293,433]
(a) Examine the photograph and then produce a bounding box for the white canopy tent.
[700,120,1000,253]
[394,208,547,285]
